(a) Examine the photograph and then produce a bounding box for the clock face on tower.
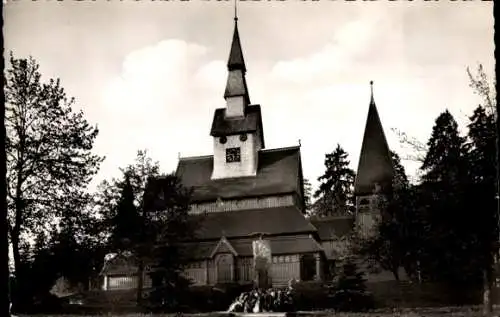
[226,147,241,163]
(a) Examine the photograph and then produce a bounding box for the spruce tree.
[142,174,194,311]
[313,144,356,216]
[110,173,140,252]
[466,105,498,311]
[419,110,477,285]
[331,256,373,311]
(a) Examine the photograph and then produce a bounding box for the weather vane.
[234,0,238,22]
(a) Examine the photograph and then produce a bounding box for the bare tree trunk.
[11,198,23,288]
[2,88,11,317]
[136,259,144,306]
[392,267,400,282]
[483,263,493,317]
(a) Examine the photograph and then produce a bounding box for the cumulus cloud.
[94,39,225,186]
[270,15,384,85]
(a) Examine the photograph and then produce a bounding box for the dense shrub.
[327,258,374,312]
[290,281,330,310]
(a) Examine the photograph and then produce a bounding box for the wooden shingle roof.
[310,215,354,241]
[182,235,323,260]
[175,146,302,202]
[227,19,246,73]
[354,82,394,196]
[191,206,317,241]
[210,104,264,147]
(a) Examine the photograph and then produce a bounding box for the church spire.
[370,80,375,105]
[224,11,250,112]
[228,0,245,73]
[354,81,394,196]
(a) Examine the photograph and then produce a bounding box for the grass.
[16,306,500,317]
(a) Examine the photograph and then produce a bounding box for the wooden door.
[216,253,233,283]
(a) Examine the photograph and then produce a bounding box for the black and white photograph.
[2,0,497,316]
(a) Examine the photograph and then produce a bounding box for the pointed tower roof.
[227,17,246,73]
[354,81,394,196]
[224,17,250,103]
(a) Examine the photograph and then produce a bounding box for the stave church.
[100,15,395,291]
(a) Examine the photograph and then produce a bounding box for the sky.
[4,0,495,194]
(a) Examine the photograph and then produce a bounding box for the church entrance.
[216,253,234,283]
[300,254,316,281]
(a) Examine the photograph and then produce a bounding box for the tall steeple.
[354,81,394,197]
[227,15,246,73]
[224,14,250,117]
[210,10,264,180]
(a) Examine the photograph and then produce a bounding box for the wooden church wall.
[182,255,303,287]
[189,194,297,214]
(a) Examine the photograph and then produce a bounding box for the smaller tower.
[354,81,394,237]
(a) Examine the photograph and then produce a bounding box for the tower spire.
[370,80,375,104]
[224,10,250,106]
[353,81,394,196]
[227,13,246,73]
[234,0,238,22]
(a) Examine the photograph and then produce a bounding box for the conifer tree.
[110,174,139,252]
[466,104,498,314]
[330,256,373,312]
[419,110,479,284]
[313,144,356,216]
[141,174,195,311]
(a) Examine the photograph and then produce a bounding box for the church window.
[219,136,227,144]
[239,134,248,142]
[226,147,241,163]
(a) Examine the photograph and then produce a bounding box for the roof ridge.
[260,145,300,153]
[179,154,213,161]
[310,215,355,222]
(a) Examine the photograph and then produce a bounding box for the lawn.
[16,306,500,317]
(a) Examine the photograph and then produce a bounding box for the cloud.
[94,39,223,187]
[270,15,384,85]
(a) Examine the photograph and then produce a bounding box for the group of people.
[227,279,298,313]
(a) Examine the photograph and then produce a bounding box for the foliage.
[109,174,140,252]
[313,144,356,216]
[4,52,103,307]
[303,178,313,214]
[418,110,485,285]
[140,174,196,311]
[390,128,428,165]
[94,150,160,240]
[350,150,420,281]
[328,257,374,312]
[467,64,496,117]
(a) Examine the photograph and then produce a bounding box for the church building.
[171,16,323,287]
[99,16,397,291]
